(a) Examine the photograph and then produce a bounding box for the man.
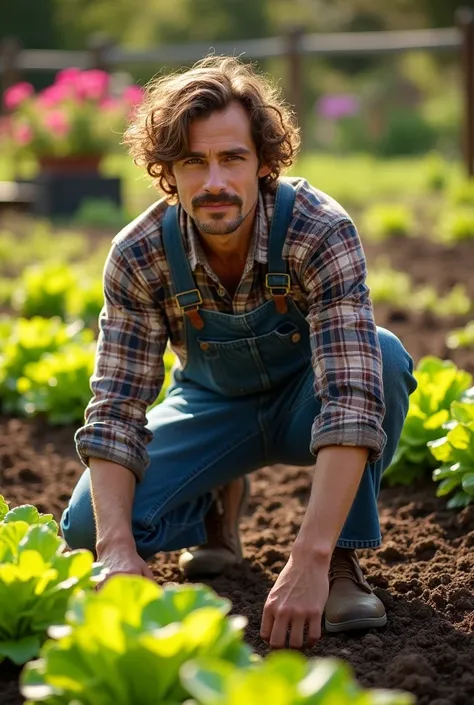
[61,56,417,650]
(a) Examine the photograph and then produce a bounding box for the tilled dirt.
[1,236,474,703]
[1,417,474,704]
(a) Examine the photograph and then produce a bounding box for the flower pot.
[38,154,103,175]
[31,154,121,218]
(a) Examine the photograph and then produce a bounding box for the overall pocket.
[197,321,310,396]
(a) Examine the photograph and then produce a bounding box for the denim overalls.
[61,183,417,558]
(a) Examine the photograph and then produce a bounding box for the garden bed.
[1,418,474,704]
[1,233,474,703]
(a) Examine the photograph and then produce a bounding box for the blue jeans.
[61,327,416,558]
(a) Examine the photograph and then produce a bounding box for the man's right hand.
[96,542,155,583]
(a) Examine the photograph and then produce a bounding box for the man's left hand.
[260,551,330,649]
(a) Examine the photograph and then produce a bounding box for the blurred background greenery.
[3,0,474,160]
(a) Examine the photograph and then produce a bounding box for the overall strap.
[266,180,296,314]
[162,205,204,330]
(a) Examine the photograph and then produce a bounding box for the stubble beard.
[194,208,245,235]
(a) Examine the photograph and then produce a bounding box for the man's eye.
[226,155,244,161]
[183,158,203,165]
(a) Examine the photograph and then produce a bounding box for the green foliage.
[0,316,94,415]
[11,262,78,319]
[0,495,57,532]
[423,151,449,192]
[65,277,104,329]
[0,220,90,278]
[361,203,415,242]
[16,342,96,425]
[0,520,102,665]
[0,314,176,422]
[447,321,474,350]
[412,284,471,318]
[20,576,413,705]
[8,260,105,327]
[448,179,474,207]
[376,109,437,158]
[430,398,474,509]
[438,207,474,243]
[384,356,473,486]
[182,652,414,705]
[21,577,254,704]
[367,261,412,305]
[71,198,130,229]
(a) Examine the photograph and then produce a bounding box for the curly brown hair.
[123,55,301,198]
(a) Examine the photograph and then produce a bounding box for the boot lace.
[329,549,371,592]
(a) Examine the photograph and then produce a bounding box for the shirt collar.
[177,187,274,272]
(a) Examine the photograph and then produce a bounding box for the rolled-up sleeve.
[302,218,386,462]
[74,240,168,481]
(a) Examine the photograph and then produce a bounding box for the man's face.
[167,101,270,235]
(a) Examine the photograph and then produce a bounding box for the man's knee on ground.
[60,506,96,554]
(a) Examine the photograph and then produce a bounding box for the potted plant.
[1,68,143,217]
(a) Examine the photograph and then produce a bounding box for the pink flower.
[123,85,144,107]
[100,97,121,111]
[38,84,71,109]
[3,82,34,111]
[55,67,83,86]
[76,70,110,101]
[43,110,70,137]
[15,122,33,145]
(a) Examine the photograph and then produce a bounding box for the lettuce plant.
[181,652,414,705]
[16,342,96,424]
[429,396,474,509]
[11,261,78,319]
[447,321,474,350]
[384,356,473,485]
[0,494,57,532]
[0,519,102,665]
[0,315,94,414]
[21,577,254,704]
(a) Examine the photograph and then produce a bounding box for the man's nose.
[203,164,226,193]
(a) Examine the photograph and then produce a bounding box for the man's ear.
[258,163,271,179]
[164,164,176,187]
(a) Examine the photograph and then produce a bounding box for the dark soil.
[1,235,474,703]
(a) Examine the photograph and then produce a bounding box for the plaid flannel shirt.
[75,176,386,481]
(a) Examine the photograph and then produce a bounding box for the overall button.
[217,286,226,296]
[291,332,301,343]
[200,342,210,351]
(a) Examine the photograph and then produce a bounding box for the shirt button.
[217,287,226,296]
[200,342,210,351]
[291,332,301,343]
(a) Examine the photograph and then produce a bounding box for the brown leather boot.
[324,547,387,633]
[178,476,249,579]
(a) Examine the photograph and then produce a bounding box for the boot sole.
[324,613,387,633]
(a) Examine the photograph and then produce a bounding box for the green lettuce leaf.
[430,400,474,508]
[384,357,473,486]
[0,495,9,521]
[181,654,414,705]
[0,521,102,665]
[20,577,253,704]
[3,505,58,533]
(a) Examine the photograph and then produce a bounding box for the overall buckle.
[265,273,290,314]
[175,289,204,330]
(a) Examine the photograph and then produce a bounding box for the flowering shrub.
[1,69,143,159]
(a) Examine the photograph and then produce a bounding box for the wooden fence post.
[456,7,474,178]
[0,37,22,112]
[286,26,304,133]
[86,33,114,72]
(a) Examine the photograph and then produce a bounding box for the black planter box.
[31,172,121,218]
